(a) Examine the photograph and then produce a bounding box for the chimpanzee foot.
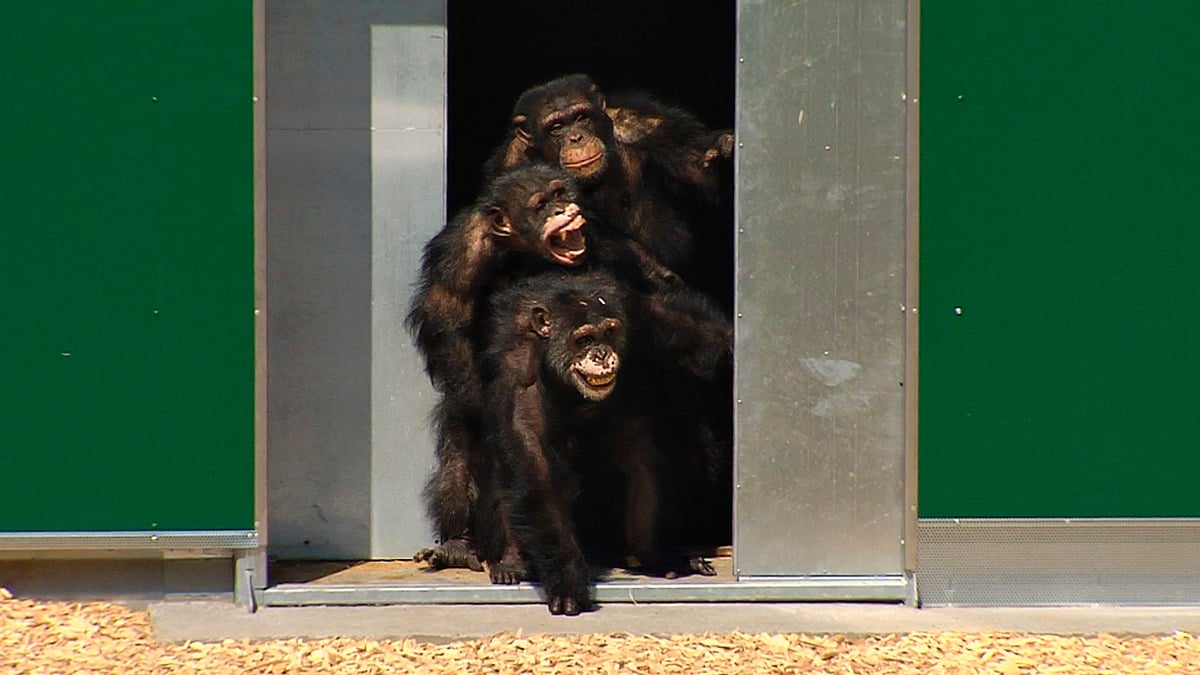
[687,556,717,577]
[413,538,484,572]
[487,548,528,585]
[636,552,717,579]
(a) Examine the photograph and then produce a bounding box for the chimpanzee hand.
[702,132,735,167]
[544,557,594,616]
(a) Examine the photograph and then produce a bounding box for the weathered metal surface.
[735,0,908,576]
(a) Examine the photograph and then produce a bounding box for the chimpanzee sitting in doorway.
[481,269,715,616]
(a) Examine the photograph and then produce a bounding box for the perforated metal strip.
[917,519,1200,606]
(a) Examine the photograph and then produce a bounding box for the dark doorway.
[447,1,737,549]
[447,1,736,214]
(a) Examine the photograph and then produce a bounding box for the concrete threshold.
[149,601,1200,643]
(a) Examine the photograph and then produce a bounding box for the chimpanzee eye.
[575,113,588,124]
[575,335,594,349]
[549,123,564,136]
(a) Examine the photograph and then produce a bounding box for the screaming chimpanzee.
[485,73,734,294]
[408,166,590,581]
[407,164,690,582]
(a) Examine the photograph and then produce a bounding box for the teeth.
[585,373,615,387]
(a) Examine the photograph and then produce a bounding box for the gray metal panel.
[918,519,1200,607]
[265,0,445,560]
[266,127,373,559]
[369,24,446,558]
[735,0,908,576]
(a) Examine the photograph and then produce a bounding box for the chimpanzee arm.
[606,93,733,203]
[406,214,496,404]
[409,282,482,401]
[589,228,681,293]
[491,348,592,615]
[639,285,734,380]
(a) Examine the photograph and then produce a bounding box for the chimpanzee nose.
[569,132,584,143]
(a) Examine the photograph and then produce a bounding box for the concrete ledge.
[149,601,1200,643]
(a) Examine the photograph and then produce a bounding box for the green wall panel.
[919,1,1200,518]
[0,3,254,531]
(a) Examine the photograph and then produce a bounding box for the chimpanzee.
[407,164,722,582]
[408,166,591,580]
[486,78,737,546]
[482,269,725,615]
[485,73,734,299]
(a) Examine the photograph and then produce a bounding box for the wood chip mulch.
[2,588,1198,674]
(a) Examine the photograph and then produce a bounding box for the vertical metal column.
[369,23,447,557]
[735,0,909,578]
[266,1,445,560]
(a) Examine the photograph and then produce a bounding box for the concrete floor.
[148,558,1200,642]
[150,601,1200,643]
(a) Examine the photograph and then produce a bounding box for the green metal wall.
[920,2,1200,518]
[0,3,254,531]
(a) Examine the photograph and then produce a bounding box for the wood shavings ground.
[2,589,1197,674]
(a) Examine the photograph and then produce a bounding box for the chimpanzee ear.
[530,306,552,338]
[486,206,513,237]
[512,115,532,144]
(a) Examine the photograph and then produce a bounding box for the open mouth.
[583,371,615,388]
[573,370,617,399]
[544,208,587,266]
